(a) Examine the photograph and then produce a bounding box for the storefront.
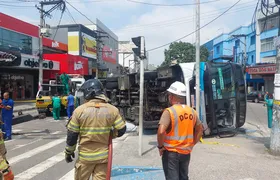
[247,64,276,93]
[43,54,88,79]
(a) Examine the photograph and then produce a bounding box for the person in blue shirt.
[67,92,75,119]
[1,92,14,141]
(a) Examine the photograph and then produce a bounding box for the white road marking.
[13,129,22,133]
[9,138,65,165]
[15,152,65,180]
[10,131,63,151]
[59,169,75,180]
[11,138,42,151]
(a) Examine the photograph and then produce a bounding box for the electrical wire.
[126,0,220,6]
[119,3,256,33]
[116,1,256,31]
[65,0,96,25]
[147,0,242,52]
[52,10,65,40]
[66,6,77,24]
[0,3,34,7]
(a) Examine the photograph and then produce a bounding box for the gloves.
[65,152,75,163]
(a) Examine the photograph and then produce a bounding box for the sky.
[0,0,258,66]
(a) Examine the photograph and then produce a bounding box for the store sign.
[1,74,24,80]
[74,61,83,71]
[42,37,68,52]
[0,48,21,66]
[20,55,60,70]
[52,41,59,48]
[24,59,54,69]
[102,46,117,64]
[81,32,97,59]
[247,65,276,74]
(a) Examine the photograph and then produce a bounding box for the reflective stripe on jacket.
[66,99,126,162]
[163,104,197,155]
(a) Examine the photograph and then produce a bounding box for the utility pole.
[271,1,280,155]
[36,0,65,92]
[195,0,200,114]
[38,2,44,93]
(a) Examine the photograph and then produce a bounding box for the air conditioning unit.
[41,28,52,37]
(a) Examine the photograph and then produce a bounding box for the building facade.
[85,19,119,78]
[203,23,263,93]
[0,13,94,99]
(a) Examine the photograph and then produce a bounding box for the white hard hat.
[167,81,187,97]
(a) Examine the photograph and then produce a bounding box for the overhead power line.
[66,6,77,24]
[147,0,242,52]
[0,2,34,7]
[53,10,65,40]
[126,0,220,6]
[117,2,256,32]
[65,0,96,25]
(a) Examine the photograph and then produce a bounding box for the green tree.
[162,41,209,66]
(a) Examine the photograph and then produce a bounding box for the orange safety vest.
[163,104,197,155]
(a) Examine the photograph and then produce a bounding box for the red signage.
[247,65,276,74]
[102,46,117,64]
[43,38,68,52]
[0,13,39,37]
[43,54,89,75]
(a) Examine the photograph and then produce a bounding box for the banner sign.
[81,32,97,59]
[247,65,276,74]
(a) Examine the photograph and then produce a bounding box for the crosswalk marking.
[14,152,65,180]
[59,169,75,180]
[11,138,42,151]
[9,138,65,165]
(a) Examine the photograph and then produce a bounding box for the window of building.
[261,37,275,52]
[251,55,254,64]
[235,40,240,47]
[0,27,32,55]
[259,16,279,32]
[250,35,256,45]
[216,46,220,54]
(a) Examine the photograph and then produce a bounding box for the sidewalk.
[14,102,36,112]
[112,124,280,180]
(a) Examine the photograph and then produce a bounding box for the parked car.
[247,91,265,103]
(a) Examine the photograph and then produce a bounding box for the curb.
[14,107,36,113]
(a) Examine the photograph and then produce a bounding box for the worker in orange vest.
[157,81,203,180]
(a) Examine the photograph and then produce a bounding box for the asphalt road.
[3,102,277,180]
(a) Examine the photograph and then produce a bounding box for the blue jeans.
[67,105,74,118]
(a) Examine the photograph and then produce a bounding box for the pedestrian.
[157,81,203,180]
[52,93,61,120]
[67,92,75,119]
[1,92,14,141]
[64,79,127,180]
[264,91,269,107]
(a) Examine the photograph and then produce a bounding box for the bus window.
[209,64,235,100]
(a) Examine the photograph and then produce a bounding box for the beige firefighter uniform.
[0,128,14,180]
[66,95,126,180]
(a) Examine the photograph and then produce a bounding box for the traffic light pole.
[139,56,144,156]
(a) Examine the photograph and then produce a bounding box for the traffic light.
[132,36,141,57]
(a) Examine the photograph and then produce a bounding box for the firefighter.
[0,103,14,180]
[64,79,127,180]
[157,81,203,180]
